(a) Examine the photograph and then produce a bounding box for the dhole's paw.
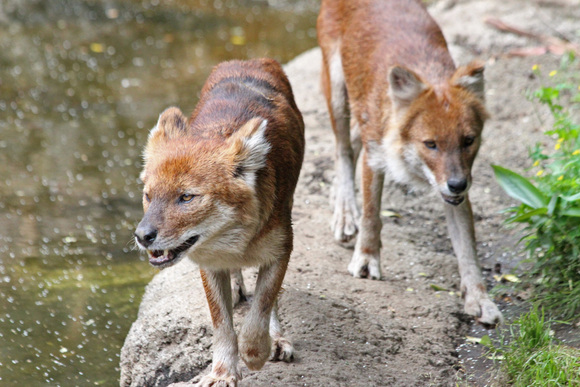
[195,374,238,387]
[270,337,294,362]
[331,192,360,243]
[348,249,381,280]
[464,291,503,326]
[239,330,271,370]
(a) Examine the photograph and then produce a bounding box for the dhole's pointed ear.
[149,107,188,140]
[388,66,428,109]
[452,61,485,101]
[142,107,187,175]
[227,117,271,185]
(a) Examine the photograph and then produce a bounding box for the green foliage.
[492,58,580,319]
[483,306,580,387]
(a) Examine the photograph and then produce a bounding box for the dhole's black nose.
[134,225,158,247]
[447,178,468,194]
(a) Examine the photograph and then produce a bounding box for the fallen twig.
[485,17,580,56]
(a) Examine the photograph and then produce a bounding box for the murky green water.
[0,1,317,385]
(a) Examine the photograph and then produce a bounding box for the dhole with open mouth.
[317,0,503,325]
[134,58,304,386]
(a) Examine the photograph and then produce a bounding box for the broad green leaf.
[507,207,547,223]
[492,165,548,209]
[547,194,559,216]
[562,192,580,202]
[561,207,580,217]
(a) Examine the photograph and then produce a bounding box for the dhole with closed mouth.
[317,0,503,325]
[134,58,304,386]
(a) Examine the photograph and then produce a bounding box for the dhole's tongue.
[146,236,199,267]
[149,250,174,266]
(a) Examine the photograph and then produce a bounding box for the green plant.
[492,59,580,319]
[483,306,580,387]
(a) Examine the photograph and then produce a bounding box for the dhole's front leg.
[198,269,239,387]
[321,50,360,243]
[349,152,384,280]
[444,198,503,325]
[239,251,293,370]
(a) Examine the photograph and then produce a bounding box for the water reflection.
[0,0,317,384]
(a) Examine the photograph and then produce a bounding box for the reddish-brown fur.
[317,0,503,325]
[140,59,304,265]
[136,58,304,385]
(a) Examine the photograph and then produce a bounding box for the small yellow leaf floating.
[430,284,448,292]
[90,43,104,53]
[231,35,246,45]
[418,272,428,277]
[406,287,414,292]
[381,210,401,218]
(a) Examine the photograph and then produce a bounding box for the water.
[0,1,318,385]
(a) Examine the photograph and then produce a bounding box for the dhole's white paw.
[270,337,294,362]
[195,373,238,387]
[331,193,360,243]
[464,288,503,326]
[239,330,271,370]
[348,249,381,280]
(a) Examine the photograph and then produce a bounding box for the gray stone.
[120,258,212,387]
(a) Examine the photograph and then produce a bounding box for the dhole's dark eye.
[424,141,437,150]
[463,136,476,147]
[144,193,151,202]
[180,194,195,203]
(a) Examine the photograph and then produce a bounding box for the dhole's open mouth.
[148,235,199,267]
[441,194,465,206]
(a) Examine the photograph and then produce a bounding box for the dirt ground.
[123,0,580,386]
[239,1,579,386]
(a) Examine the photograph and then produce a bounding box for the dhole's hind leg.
[230,269,247,307]
[322,49,360,243]
[349,151,384,280]
[444,198,503,325]
[197,269,239,387]
[239,250,291,370]
[269,299,294,362]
